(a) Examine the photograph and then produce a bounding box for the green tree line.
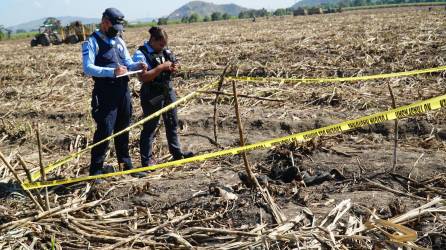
[177,12,233,24]
[153,1,445,26]
[164,8,295,25]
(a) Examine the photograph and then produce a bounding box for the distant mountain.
[8,16,100,32]
[292,0,341,8]
[168,1,249,19]
[131,17,157,23]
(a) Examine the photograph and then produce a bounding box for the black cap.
[103,8,125,31]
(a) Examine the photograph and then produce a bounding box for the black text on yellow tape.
[28,81,220,182]
[227,66,446,83]
[22,94,446,190]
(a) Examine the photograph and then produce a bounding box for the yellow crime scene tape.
[226,66,446,83]
[28,80,220,182]
[22,93,446,190]
[27,65,446,182]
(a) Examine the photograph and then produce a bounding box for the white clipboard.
[116,70,143,78]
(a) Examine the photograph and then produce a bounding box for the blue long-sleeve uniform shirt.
[82,31,140,78]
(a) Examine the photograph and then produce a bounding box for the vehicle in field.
[31,18,97,47]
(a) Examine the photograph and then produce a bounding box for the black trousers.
[139,84,182,167]
[90,81,132,174]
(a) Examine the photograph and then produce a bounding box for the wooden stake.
[231,80,256,185]
[213,64,230,146]
[17,154,46,211]
[0,151,44,212]
[387,82,398,173]
[35,124,50,211]
[16,155,35,185]
[231,80,286,224]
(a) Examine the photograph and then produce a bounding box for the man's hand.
[159,61,173,72]
[139,62,148,73]
[170,62,180,73]
[115,65,128,77]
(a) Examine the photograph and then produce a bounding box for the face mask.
[106,26,118,38]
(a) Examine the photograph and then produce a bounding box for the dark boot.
[172,151,194,161]
[90,168,106,185]
[123,162,148,178]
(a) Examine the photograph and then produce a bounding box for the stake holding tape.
[22,93,446,190]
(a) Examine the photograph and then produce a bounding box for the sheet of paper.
[116,70,143,78]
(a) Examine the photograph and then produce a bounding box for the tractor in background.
[31,17,63,47]
[31,18,97,47]
[61,21,96,44]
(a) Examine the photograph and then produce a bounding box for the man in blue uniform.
[133,27,193,168]
[82,8,147,178]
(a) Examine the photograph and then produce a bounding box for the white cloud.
[64,0,71,5]
[33,1,42,8]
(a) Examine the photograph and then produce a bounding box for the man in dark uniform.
[82,8,147,178]
[133,27,193,168]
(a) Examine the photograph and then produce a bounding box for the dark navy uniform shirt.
[82,30,140,78]
[132,41,157,70]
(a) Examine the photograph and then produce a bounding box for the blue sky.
[0,0,298,27]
